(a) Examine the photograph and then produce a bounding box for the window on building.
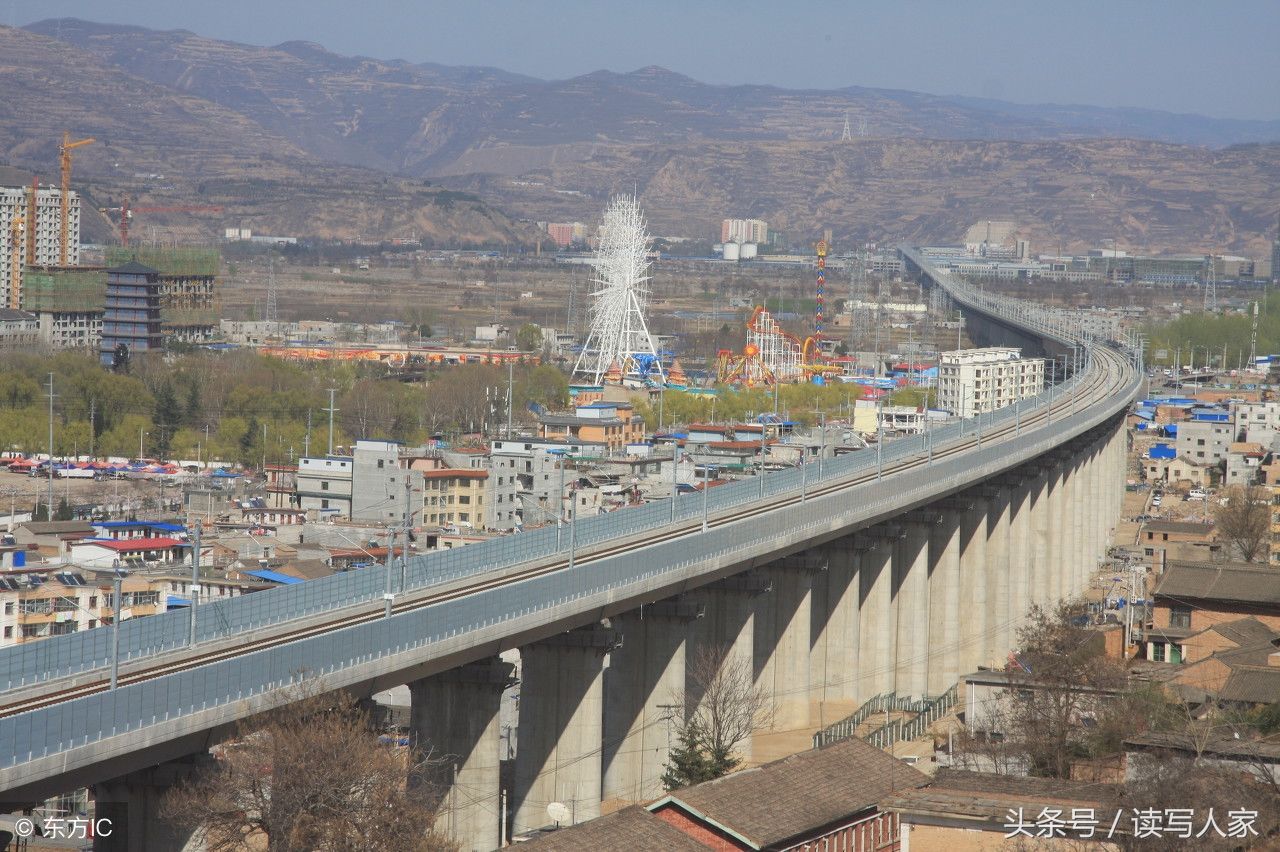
[2,626,9,638]
[1152,643,1165,662]
[1169,606,1192,630]
[321,481,330,491]
[377,459,385,468]
[321,499,330,509]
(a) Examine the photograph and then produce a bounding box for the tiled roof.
[1154,561,1280,606]
[882,769,1124,827]
[1125,731,1280,760]
[517,806,706,851]
[1217,665,1280,704]
[653,736,927,849]
[1191,617,1278,649]
[18,521,93,535]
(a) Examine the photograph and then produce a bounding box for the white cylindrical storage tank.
[740,242,758,259]
[722,242,741,261]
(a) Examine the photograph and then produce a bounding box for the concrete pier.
[602,600,700,805]
[513,624,620,835]
[409,657,515,852]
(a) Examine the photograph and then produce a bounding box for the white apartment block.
[1233,402,1280,446]
[937,347,1045,418]
[295,455,354,518]
[0,187,80,306]
[721,218,768,244]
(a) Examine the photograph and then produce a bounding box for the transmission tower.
[265,258,279,329]
[858,115,868,137]
[841,112,853,142]
[1202,254,1216,312]
[571,195,665,386]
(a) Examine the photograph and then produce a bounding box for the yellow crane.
[58,132,94,266]
[8,215,24,310]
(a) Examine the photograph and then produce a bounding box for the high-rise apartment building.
[937,347,1045,418]
[721,218,768,245]
[0,187,81,307]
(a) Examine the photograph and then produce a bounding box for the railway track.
[0,346,1129,720]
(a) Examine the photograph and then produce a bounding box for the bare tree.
[1213,485,1270,562]
[662,644,772,788]
[162,689,454,852]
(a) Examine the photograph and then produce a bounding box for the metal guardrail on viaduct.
[0,247,1143,823]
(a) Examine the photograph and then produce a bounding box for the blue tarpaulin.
[244,568,303,585]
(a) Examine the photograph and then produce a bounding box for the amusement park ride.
[716,239,844,387]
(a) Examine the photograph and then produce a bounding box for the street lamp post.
[568,484,578,570]
[818,412,825,479]
[557,456,566,549]
[876,410,884,481]
[669,451,678,525]
[110,559,126,690]
[702,465,716,532]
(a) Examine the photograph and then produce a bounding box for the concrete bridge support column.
[1066,457,1086,600]
[684,574,768,761]
[927,508,962,695]
[754,556,818,730]
[1007,478,1033,638]
[409,657,514,852]
[1028,469,1052,610]
[92,756,209,852]
[858,527,900,699]
[985,488,1013,662]
[1045,461,1068,607]
[957,497,989,669]
[603,600,700,806]
[894,518,933,699]
[810,540,862,723]
[513,624,620,835]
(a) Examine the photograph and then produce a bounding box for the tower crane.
[115,198,225,246]
[7,216,24,310]
[58,132,95,266]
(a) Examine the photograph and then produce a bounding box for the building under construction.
[22,267,105,349]
[0,187,81,309]
[105,247,221,343]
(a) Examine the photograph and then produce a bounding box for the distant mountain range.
[2,18,1276,253]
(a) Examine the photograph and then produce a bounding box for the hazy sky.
[8,0,1279,120]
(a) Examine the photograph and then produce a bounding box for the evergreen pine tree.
[660,722,719,791]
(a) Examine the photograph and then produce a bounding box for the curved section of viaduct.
[0,255,1141,851]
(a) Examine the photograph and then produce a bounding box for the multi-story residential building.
[295,455,355,518]
[421,469,489,529]
[720,218,768,244]
[538,401,646,455]
[936,347,1044,418]
[1144,560,1280,665]
[0,186,80,307]
[1233,401,1280,446]
[99,261,163,367]
[1225,442,1265,486]
[0,309,39,350]
[105,246,220,344]
[351,440,424,525]
[1176,419,1234,469]
[488,441,577,531]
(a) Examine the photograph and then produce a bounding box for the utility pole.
[189,520,201,647]
[506,361,514,440]
[88,398,95,459]
[304,409,312,458]
[110,559,124,690]
[46,373,55,521]
[325,388,338,455]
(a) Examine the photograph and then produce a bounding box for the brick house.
[1144,561,1280,665]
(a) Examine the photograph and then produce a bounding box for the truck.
[55,468,96,480]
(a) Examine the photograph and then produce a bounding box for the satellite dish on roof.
[547,802,571,825]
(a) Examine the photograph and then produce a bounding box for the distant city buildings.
[937,347,1044,418]
[543,222,588,248]
[720,218,768,245]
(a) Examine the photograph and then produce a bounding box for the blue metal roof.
[244,569,303,585]
[166,596,192,608]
